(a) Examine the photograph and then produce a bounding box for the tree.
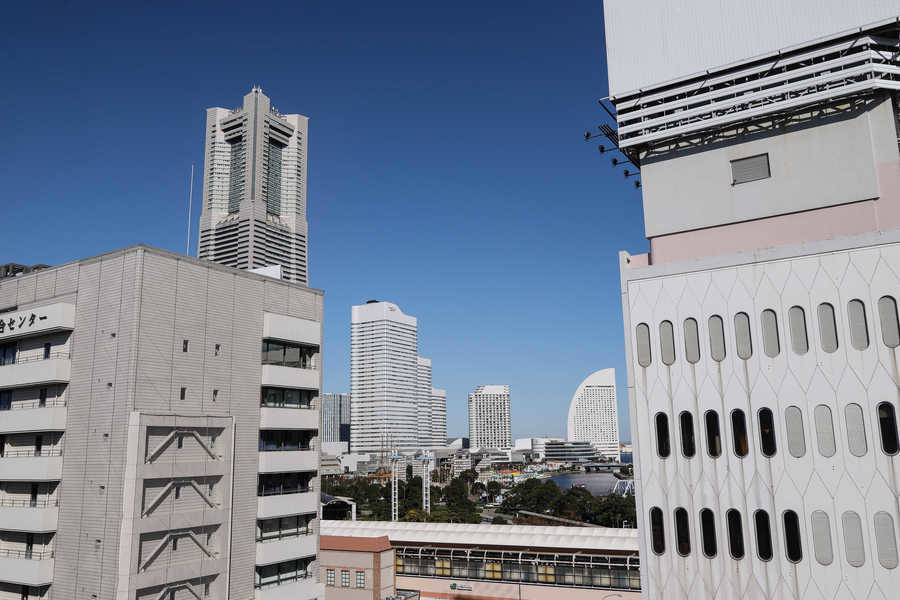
[486,480,501,502]
[471,481,486,499]
[491,515,508,524]
[406,464,413,479]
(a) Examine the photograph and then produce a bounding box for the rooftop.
[320,535,392,553]
[321,520,639,555]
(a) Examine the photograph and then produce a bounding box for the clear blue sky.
[1,1,647,441]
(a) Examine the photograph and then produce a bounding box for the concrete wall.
[604,0,900,97]
[641,98,898,239]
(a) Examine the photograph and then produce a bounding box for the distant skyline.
[1,1,644,441]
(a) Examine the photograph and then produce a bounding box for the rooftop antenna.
[185,164,195,256]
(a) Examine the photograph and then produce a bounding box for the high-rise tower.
[566,369,620,459]
[468,385,511,449]
[199,87,310,284]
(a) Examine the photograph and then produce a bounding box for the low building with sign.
[321,520,642,600]
[0,245,324,600]
[320,535,395,599]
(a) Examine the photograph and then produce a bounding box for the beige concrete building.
[0,245,324,600]
[320,535,394,600]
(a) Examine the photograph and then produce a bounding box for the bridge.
[582,462,628,472]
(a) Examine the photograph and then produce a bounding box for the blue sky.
[1,1,647,441]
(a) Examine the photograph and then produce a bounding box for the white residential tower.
[567,369,620,459]
[468,385,511,449]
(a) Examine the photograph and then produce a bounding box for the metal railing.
[0,352,70,367]
[259,445,314,452]
[256,529,314,543]
[257,485,313,497]
[0,399,66,411]
[0,498,58,508]
[254,571,312,589]
[0,548,54,560]
[0,448,63,458]
[259,401,317,410]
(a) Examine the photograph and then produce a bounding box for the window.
[635,323,652,367]
[39,388,46,407]
[847,299,869,350]
[731,410,749,457]
[679,412,696,457]
[731,153,770,184]
[43,343,51,359]
[842,511,865,567]
[755,510,773,561]
[811,510,834,566]
[0,391,11,411]
[260,387,315,409]
[659,320,675,365]
[878,402,899,455]
[758,408,777,457]
[709,315,726,362]
[734,312,752,359]
[650,507,665,554]
[761,309,780,357]
[214,343,221,356]
[814,404,836,458]
[783,510,803,562]
[727,509,745,559]
[261,341,318,369]
[0,343,16,366]
[878,296,900,348]
[175,484,181,499]
[874,511,899,569]
[817,303,838,353]
[844,403,867,457]
[705,411,721,457]
[341,570,350,587]
[785,406,807,458]
[172,536,178,551]
[177,435,184,449]
[356,571,365,588]
[21,586,29,600]
[183,339,189,353]
[684,318,700,363]
[326,569,335,586]
[789,306,809,355]
[180,387,186,401]
[700,508,717,558]
[655,413,671,458]
[674,508,691,556]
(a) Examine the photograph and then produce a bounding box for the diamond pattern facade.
[622,239,900,600]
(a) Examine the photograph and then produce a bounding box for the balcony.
[260,364,319,391]
[256,533,317,566]
[0,450,63,481]
[0,354,70,391]
[259,406,318,430]
[263,313,321,346]
[0,401,67,434]
[0,549,54,586]
[255,574,323,600]
[259,449,318,474]
[0,499,58,533]
[0,303,74,343]
[258,490,317,519]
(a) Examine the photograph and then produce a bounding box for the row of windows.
[654,402,900,460]
[325,568,366,588]
[650,506,899,568]
[635,296,900,367]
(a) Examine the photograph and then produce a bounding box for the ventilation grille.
[731,154,770,185]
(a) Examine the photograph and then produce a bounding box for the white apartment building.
[0,246,324,600]
[350,302,442,453]
[430,388,447,447]
[198,87,310,284]
[606,2,900,599]
[468,385,511,449]
[567,369,620,459]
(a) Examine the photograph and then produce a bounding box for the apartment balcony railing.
[0,498,58,509]
[255,571,313,590]
[0,352,70,367]
[256,529,314,543]
[0,399,66,411]
[260,400,316,410]
[258,485,313,498]
[0,548,54,560]
[259,445,313,452]
[1,448,63,458]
